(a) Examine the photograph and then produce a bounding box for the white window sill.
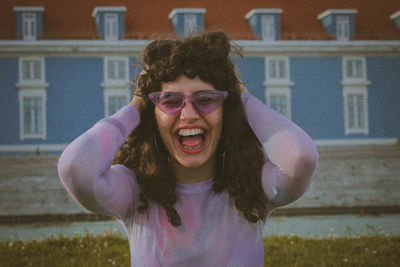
[263,80,294,88]
[341,79,371,87]
[16,82,49,89]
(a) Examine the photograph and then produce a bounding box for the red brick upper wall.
[1,0,400,40]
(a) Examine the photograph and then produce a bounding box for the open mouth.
[175,128,207,153]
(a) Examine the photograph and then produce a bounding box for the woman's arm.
[241,92,319,207]
[57,105,140,219]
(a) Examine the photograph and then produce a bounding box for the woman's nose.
[180,101,200,121]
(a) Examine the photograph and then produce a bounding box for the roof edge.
[92,6,127,17]
[13,6,45,12]
[168,8,207,19]
[318,9,358,20]
[245,8,283,20]
[390,10,400,20]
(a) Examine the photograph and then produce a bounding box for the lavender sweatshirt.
[58,93,318,267]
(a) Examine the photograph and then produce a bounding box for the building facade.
[1,0,400,154]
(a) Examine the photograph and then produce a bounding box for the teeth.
[183,143,203,150]
[178,128,203,137]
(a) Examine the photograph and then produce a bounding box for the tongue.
[181,135,203,147]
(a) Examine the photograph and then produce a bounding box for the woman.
[58,31,318,266]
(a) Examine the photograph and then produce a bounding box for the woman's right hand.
[129,69,147,114]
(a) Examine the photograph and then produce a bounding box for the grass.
[0,232,399,267]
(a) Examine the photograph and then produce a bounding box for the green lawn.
[0,233,399,266]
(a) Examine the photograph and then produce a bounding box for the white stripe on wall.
[314,138,397,146]
[0,144,68,153]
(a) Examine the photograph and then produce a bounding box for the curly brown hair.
[114,31,268,227]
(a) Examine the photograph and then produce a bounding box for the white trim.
[317,9,358,20]
[342,86,369,135]
[92,6,126,17]
[0,144,67,153]
[245,9,283,20]
[14,7,45,12]
[18,57,46,84]
[314,138,396,146]
[168,8,206,19]
[103,88,131,117]
[390,11,400,20]
[18,88,47,140]
[1,40,400,56]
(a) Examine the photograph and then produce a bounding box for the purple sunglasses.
[148,90,228,115]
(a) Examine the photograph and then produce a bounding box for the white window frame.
[184,14,197,36]
[18,89,47,140]
[261,15,275,41]
[336,15,350,41]
[343,57,366,81]
[266,57,290,82]
[103,89,131,117]
[104,13,119,41]
[343,87,369,135]
[22,12,37,41]
[266,88,291,119]
[19,57,45,85]
[103,57,129,85]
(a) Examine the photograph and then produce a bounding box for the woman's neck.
[172,157,216,184]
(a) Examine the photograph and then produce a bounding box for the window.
[267,57,289,81]
[343,88,368,135]
[21,59,41,81]
[104,89,130,117]
[344,57,365,80]
[104,57,128,84]
[336,15,350,41]
[105,13,118,40]
[264,57,293,119]
[266,88,291,119]
[184,14,197,36]
[22,13,37,40]
[261,15,275,41]
[19,58,44,83]
[19,89,47,140]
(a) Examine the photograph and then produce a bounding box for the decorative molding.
[92,6,127,17]
[1,40,400,57]
[0,144,67,153]
[168,8,206,19]
[390,11,400,20]
[314,138,397,146]
[317,9,357,20]
[245,8,283,20]
[13,7,45,12]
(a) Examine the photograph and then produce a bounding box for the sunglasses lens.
[193,93,224,114]
[158,94,184,114]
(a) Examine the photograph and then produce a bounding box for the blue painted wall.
[0,58,19,143]
[367,57,400,138]
[291,57,343,139]
[46,57,104,144]
[235,57,266,102]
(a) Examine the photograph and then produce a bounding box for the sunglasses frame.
[148,90,228,115]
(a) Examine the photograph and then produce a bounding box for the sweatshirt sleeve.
[241,93,319,207]
[57,105,140,220]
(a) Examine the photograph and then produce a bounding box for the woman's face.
[155,75,223,172]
